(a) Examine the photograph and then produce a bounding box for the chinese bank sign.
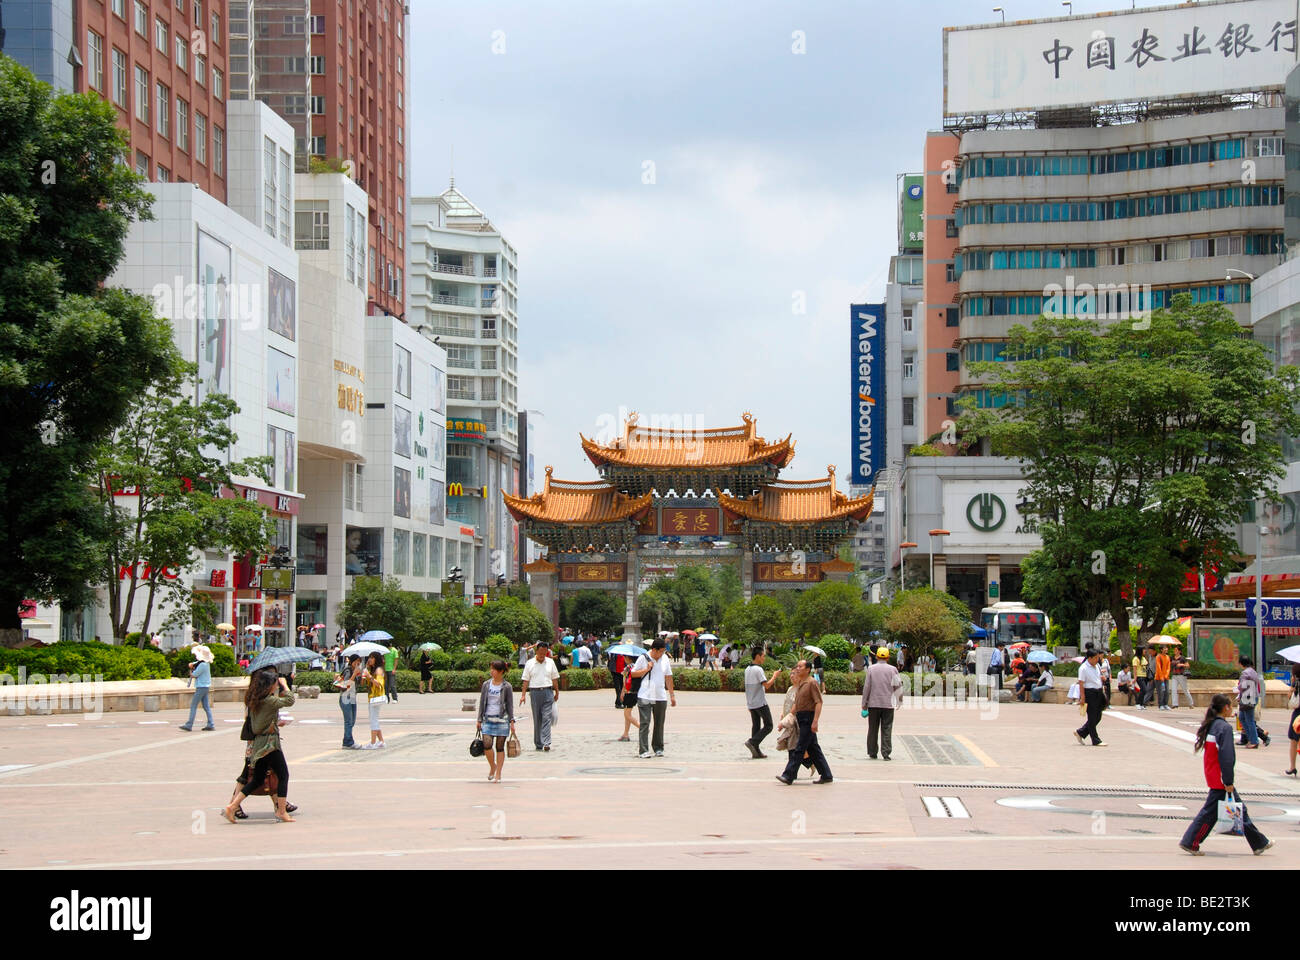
[944,0,1298,116]
[901,176,923,253]
[850,303,885,484]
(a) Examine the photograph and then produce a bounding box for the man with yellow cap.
[861,646,903,760]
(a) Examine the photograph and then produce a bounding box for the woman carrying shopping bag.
[1179,694,1274,856]
[476,659,517,782]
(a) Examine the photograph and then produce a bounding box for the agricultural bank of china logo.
[966,493,1006,532]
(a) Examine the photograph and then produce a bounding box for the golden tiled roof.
[580,411,794,470]
[718,466,874,524]
[503,467,655,525]
[820,557,856,572]
[522,557,558,573]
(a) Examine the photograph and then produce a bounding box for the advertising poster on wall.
[197,230,231,403]
[431,366,446,415]
[850,303,886,486]
[395,345,412,398]
[430,479,445,526]
[430,421,445,469]
[394,405,412,458]
[267,347,296,415]
[267,268,295,341]
[266,426,297,491]
[394,466,411,518]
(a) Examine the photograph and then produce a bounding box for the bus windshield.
[995,611,1046,643]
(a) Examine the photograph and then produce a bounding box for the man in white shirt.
[576,643,592,669]
[744,646,781,758]
[1073,648,1107,746]
[630,637,676,757]
[1030,667,1055,703]
[519,641,560,751]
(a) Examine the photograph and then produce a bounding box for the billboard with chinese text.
[944,0,1298,116]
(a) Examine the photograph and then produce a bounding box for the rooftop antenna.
[449,144,455,190]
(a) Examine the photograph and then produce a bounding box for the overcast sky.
[408,0,1120,489]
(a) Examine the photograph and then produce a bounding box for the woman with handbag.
[1178,694,1273,855]
[360,651,387,749]
[224,670,297,823]
[476,660,517,782]
[774,666,814,777]
[1285,665,1300,776]
[612,653,641,742]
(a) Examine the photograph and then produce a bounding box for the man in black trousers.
[776,660,833,784]
[1073,648,1107,747]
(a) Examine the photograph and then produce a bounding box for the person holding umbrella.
[418,647,434,694]
[178,644,216,732]
[224,668,296,823]
[335,654,362,749]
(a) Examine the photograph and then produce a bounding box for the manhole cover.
[572,766,682,776]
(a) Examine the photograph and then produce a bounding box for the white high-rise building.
[409,184,521,594]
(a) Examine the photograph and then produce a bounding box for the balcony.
[425,325,478,339]
[430,293,477,308]
[429,260,472,276]
[483,266,497,277]
[447,356,476,369]
[448,387,477,401]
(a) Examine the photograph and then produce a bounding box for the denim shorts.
[481,717,510,738]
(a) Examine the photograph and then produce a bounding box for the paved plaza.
[1,687,1298,870]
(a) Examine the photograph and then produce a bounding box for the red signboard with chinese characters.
[662,508,720,536]
[459,525,476,537]
[217,484,301,516]
[209,569,228,588]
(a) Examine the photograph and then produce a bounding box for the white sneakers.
[639,751,653,759]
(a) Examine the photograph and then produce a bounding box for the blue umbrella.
[245,645,320,673]
[967,623,988,638]
[359,630,393,643]
[606,643,649,657]
[1027,650,1057,664]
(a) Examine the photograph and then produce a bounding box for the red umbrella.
[1009,641,1031,649]
[681,629,698,637]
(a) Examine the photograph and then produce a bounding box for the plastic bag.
[1214,792,1245,835]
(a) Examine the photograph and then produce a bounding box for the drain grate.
[899,736,980,766]
[921,795,971,818]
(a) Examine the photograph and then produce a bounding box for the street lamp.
[1254,499,1270,669]
[1226,268,1256,282]
[928,529,950,589]
[899,542,917,591]
[993,6,1005,21]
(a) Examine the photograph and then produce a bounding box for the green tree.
[0,57,174,646]
[93,362,274,643]
[792,582,868,639]
[413,595,473,647]
[472,594,552,647]
[637,566,723,633]
[884,592,966,663]
[560,589,624,637]
[712,563,743,609]
[336,577,422,646]
[720,595,789,648]
[961,298,1300,660]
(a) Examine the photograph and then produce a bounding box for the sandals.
[234,806,248,820]
[1285,769,1298,776]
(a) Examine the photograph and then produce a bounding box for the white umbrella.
[698,632,719,641]
[342,641,389,658]
[245,624,263,632]
[1274,644,1300,663]
[803,645,827,658]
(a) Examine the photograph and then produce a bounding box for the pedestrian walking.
[359,652,387,749]
[631,638,676,757]
[178,644,216,732]
[1179,694,1274,856]
[418,649,433,694]
[1132,648,1149,708]
[1073,648,1107,746]
[227,673,299,820]
[1235,657,1264,748]
[519,641,559,751]
[1139,646,1157,709]
[224,670,296,823]
[811,653,825,694]
[518,641,533,669]
[611,652,640,742]
[1170,646,1194,709]
[384,645,399,701]
[1098,651,1112,707]
[335,654,362,749]
[861,646,902,760]
[1285,665,1300,777]
[775,660,832,784]
[1154,646,1172,710]
[987,644,1004,691]
[477,660,516,782]
[743,646,780,759]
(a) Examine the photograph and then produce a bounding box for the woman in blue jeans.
[178,646,215,731]
[334,654,362,749]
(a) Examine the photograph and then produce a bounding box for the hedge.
[0,641,170,681]
[168,643,240,678]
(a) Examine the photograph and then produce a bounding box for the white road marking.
[1139,803,1188,811]
[49,833,1298,871]
[0,727,238,779]
[942,796,971,818]
[137,721,169,725]
[0,765,32,774]
[1107,711,1197,742]
[46,723,77,727]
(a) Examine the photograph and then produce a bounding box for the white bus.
[980,602,1050,648]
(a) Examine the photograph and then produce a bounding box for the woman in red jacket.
[1179,694,1274,856]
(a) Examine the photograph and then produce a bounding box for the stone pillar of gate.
[985,554,1001,608]
[741,550,754,601]
[619,544,643,642]
[527,565,559,635]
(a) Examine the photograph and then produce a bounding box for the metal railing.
[430,260,472,276]
[448,388,477,400]
[426,325,478,339]
[447,357,477,369]
[430,293,477,307]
